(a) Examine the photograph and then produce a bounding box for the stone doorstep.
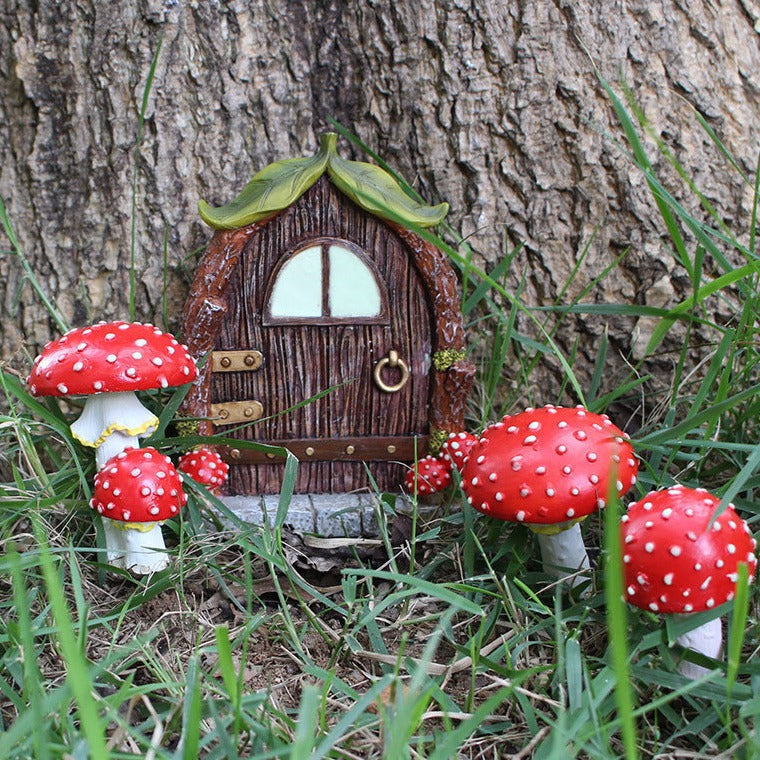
[219,492,390,537]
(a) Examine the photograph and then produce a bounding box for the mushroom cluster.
[461,405,638,586]
[28,321,198,574]
[621,486,757,678]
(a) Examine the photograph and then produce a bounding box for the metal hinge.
[210,400,264,425]
[210,350,263,372]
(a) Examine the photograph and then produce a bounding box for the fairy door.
[209,177,433,494]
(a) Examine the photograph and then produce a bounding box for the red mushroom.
[91,447,188,574]
[404,454,453,496]
[178,446,230,494]
[621,486,757,678]
[27,321,198,469]
[440,431,478,472]
[461,405,638,586]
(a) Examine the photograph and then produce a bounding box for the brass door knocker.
[373,349,410,393]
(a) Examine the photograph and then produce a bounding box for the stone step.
[220,493,383,537]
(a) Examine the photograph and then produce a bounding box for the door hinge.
[210,400,264,425]
[211,350,263,372]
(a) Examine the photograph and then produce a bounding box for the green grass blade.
[603,484,638,760]
[275,452,299,529]
[8,546,50,760]
[213,625,239,702]
[644,259,760,354]
[600,77,691,277]
[177,655,203,760]
[290,684,321,758]
[726,563,750,699]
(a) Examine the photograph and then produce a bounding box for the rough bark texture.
[1,1,758,404]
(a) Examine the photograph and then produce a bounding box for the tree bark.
[1,1,758,406]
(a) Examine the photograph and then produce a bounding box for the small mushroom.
[621,486,757,678]
[404,454,453,496]
[178,446,230,494]
[27,321,198,468]
[440,431,478,472]
[91,447,188,574]
[461,404,638,586]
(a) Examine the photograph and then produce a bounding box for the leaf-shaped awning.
[198,132,449,230]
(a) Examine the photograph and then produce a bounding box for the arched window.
[263,239,389,325]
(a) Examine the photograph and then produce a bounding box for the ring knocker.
[373,349,410,393]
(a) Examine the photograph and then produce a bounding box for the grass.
[0,70,759,758]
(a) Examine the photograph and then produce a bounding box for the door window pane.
[328,244,382,318]
[268,245,322,318]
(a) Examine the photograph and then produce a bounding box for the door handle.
[373,350,410,393]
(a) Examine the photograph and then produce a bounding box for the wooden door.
[210,177,433,494]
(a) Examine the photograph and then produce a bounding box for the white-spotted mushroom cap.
[178,447,230,490]
[440,431,478,472]
[404,454,453,495]
[27,321,197,397]
[90,447,188,523]
[460,405,638,524]
[621,487,757,614]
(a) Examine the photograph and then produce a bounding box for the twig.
[512,726,551,759]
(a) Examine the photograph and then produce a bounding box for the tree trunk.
[1,1,758,406]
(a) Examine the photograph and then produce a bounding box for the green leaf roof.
[198,132,449,230]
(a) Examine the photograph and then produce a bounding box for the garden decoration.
[461,405,638,586]
[178,446,230,494]
[181,132,475,503]
[91,447,188,574]
[621,486,757,679]
[440,430,478,472]
[404,454,453,497]
[27,321,198,469]
[28,320,197,572]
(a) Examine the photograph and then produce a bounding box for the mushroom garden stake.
[440,431,478,472]
[178,446,230,494]
[461,405,638,587]
[91,447,188,574]
[621,486,757,679]
[27,321,198,562]
[404,454,453,497]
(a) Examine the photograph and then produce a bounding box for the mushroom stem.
[94,429,141,470]
[102,518,170,574]
[676,617,722,679]
[70,391,158,468]
[534,523,591,587]
[101,518,129,566]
